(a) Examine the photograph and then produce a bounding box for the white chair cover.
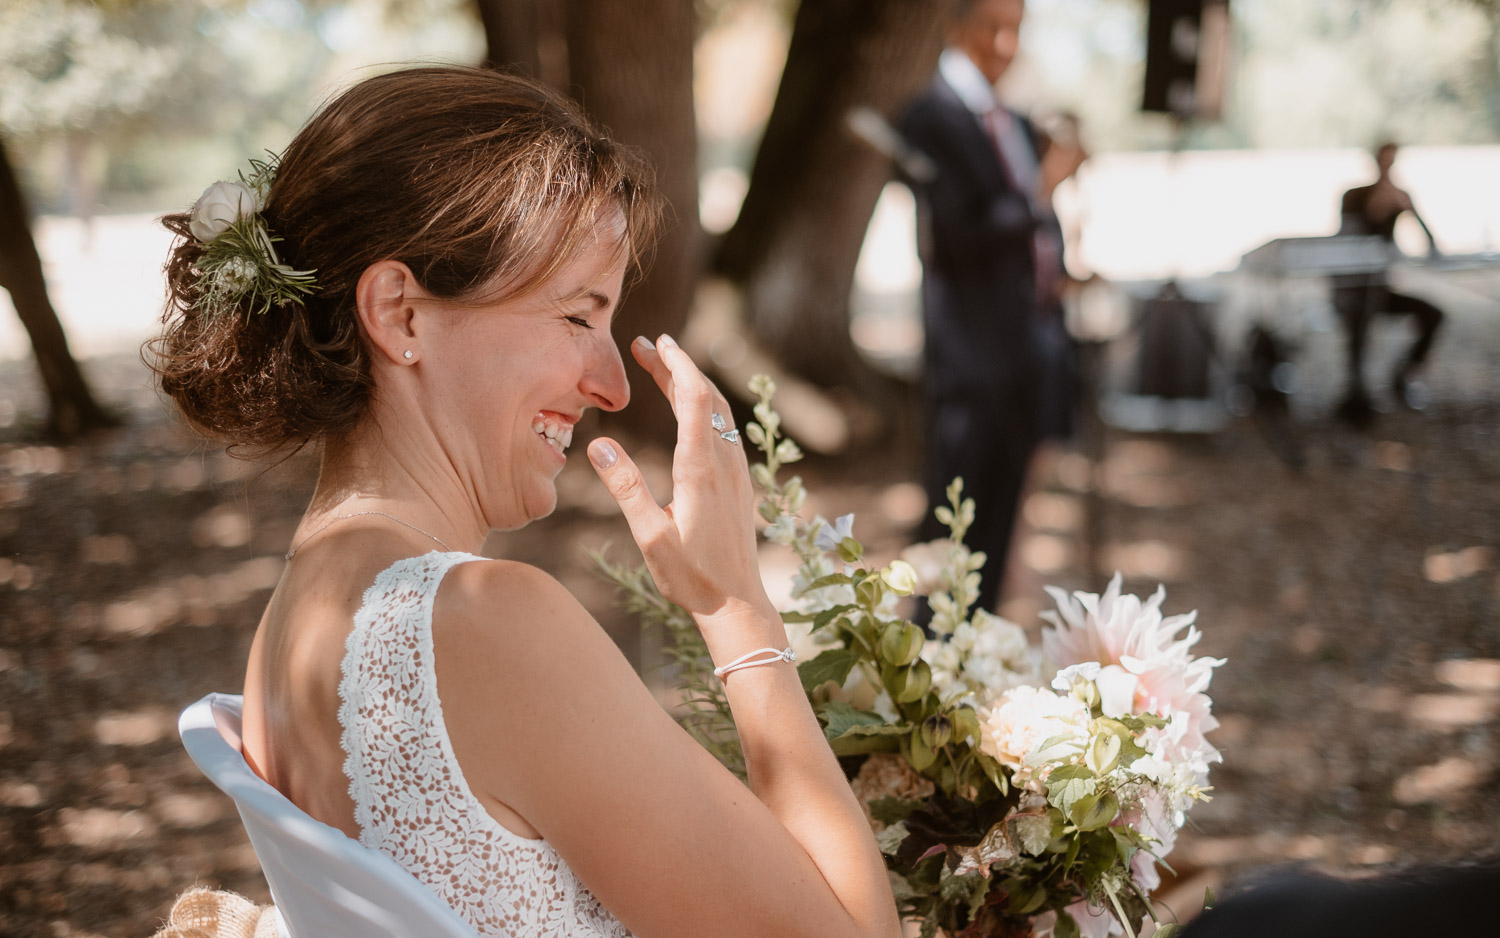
[178,692,478,938]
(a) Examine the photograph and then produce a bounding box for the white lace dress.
[338,551,633,938]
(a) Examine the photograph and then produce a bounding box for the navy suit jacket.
[899,75,1042,402]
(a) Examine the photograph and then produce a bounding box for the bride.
[153,66,899,938]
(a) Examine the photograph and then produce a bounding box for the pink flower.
[1041,574,1225,766]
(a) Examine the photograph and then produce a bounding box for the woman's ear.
[356,260,425,366]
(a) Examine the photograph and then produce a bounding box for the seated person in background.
[1333,140,1444,425]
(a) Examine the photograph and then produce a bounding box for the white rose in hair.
[189,181,259,242]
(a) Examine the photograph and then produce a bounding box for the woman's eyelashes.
[564,314,595,330]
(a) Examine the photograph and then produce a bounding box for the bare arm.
[436,335,899,938]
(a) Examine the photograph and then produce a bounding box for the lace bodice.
[338,552,632,938]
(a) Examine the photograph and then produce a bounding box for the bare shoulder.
[434,557,615,661]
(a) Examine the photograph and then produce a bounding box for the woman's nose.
[582,335,630,412]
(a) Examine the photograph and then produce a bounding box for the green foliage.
[598,375,1202,938]
[591,547,745,778]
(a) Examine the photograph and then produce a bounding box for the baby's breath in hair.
[190,155,318,319]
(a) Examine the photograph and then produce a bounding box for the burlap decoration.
[151,887,279,938]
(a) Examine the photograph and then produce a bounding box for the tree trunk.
[713,0,945,391]
[563,0,701,441]
[473,0,569,90]
[0,136,114,439]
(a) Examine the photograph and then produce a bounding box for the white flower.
[979,685,1089,784]
[218,256,259,291]
[897,538,954,595]
[1051,661,1102,693]
[762,514,798,546]
[880,559,918,595]
[814,513,855,553]
[190,180,259,242]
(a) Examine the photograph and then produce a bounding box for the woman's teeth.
[532,417,574,453]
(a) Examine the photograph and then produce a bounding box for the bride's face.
[420,220,631,530]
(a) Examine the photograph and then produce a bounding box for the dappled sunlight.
[52,807,158,850]
[1373,440,1414,472]
[98,557,282,636]
[1023,491,1084,533]
[1019,533,1074,575]
[191,506,252,550]
[93,708,177,747]
[1099,539,1185,581]
[1424,545,1495,583]
[78,533,137,565]
[878,481,927,527]
[1436,658,1500,691]
[1392,756,1485,806]
[1409,692,1497,728]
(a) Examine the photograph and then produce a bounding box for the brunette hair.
[152,65,660,451]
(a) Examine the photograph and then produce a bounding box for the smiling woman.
[149,66,901,938]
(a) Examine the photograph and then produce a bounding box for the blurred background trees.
[2,0,1499,439]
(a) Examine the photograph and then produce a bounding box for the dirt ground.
[1,348,1498,938]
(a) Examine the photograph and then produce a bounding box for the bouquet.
[597,377,1224,938]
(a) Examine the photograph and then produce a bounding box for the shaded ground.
[1,349,1497,938]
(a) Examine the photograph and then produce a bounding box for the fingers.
[630,336,673,406]
[588,437,675,558]
[632,334,733,448]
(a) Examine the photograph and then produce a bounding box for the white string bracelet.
[713,646,797,678]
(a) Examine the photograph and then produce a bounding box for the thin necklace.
[285,510,454,560]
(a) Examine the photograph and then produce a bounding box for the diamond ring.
[711,412,740,444]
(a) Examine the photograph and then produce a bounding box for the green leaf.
[966,872,993,921]
[1011,812,1053,856]
[1054,910,1081,938]
[811,604,853,635]
[797,647,861,692]
[939,868,986,905]
[1074,791,1120,831]
[975,752,1010,795]
[819,701,905,755]
[887,870,919,902]
[868,796,924,826]
[907,732,938,772]
[1045,765,1097,817]
[951,706,982,744]
[896,659,932,704]
[818,700,885,736]
[876,820,910,856]
[805,572,854,591]
[829,727,905,756]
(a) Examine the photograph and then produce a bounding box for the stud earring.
[403,350,414,360]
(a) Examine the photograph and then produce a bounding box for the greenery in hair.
[192,155,319,320]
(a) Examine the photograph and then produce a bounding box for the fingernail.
[633,336,653,351]
[658,334,678,349]
[590,440,618,469]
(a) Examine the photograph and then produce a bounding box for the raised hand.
[588,335,776,626]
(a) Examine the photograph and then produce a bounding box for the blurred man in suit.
[900,0,1083,613]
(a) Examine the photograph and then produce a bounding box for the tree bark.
[713,0,945,391]
[563,0,701,441]
[0,136,114,439]
[473,0,569,90]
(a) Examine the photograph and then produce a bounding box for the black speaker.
[1134,286,1214,399]
[1142,0,1229,118]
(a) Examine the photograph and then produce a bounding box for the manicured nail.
[590,440,618,469]
[658,333,678,349]
[633,336,653,352]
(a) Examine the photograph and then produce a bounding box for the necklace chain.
[285,510,454,560]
